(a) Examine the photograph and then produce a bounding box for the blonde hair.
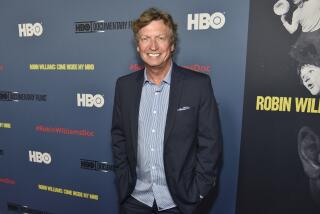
[132,8,178,47]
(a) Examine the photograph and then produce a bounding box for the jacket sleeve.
[111,79,129,176]
[195,76,222,197]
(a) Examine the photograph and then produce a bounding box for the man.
[299,63,320,95]
[275,0,320,65]
[111,8,221,214]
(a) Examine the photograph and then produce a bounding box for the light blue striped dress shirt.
[131,65,176,211]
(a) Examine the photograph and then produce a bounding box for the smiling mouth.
[148,53,160,57]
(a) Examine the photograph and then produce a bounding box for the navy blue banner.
[0,1,249,213]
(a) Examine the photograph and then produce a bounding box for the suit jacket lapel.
[131,70,144,162]
[164,63,184,145]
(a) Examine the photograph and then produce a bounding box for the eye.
[140,37,149,43]
[159,36,168,41]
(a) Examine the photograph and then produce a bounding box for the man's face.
[137,20,174,71]
[300,64,320,95]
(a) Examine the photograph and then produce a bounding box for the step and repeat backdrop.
[238,0,320,214]
[0,0,249,214]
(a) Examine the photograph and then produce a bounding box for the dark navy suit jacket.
[111,63,221,214]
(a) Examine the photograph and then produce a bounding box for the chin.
[310,90,320,96]
[146,62,165,68]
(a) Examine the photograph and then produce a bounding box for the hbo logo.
[77,93,104,108]
[18,23,43,37]
[29,151,51,164]
[187,13,225,30]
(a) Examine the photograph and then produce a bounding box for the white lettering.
[187,13,225,30]
[18,23,43,37]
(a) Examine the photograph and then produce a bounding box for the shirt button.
[152,129,155,133]
[155,92,159,95]
[151,148,155,152]
[151,166,155,170]
[153,110,157,114]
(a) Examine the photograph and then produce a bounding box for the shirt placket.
[149,84,161,186]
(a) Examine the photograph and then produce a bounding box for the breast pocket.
[176,106,197,129]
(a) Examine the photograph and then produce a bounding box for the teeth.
[148,53,160,57]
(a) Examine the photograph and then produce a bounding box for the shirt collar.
[143,61,172,85]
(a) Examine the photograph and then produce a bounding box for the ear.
[171,44,175,52]
[298,126,320,179]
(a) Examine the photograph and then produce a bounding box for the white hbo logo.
[29,151,51,164]
[18,23,43,37]
[77,93,104,108]
[187,13,225,30]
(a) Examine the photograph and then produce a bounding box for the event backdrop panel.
[0,0,249,213]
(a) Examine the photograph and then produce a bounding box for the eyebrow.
[139,33,168,37]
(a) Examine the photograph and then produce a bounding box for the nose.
[149,38,159,50]
[305,77,310,83]
[302,74,309,83]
